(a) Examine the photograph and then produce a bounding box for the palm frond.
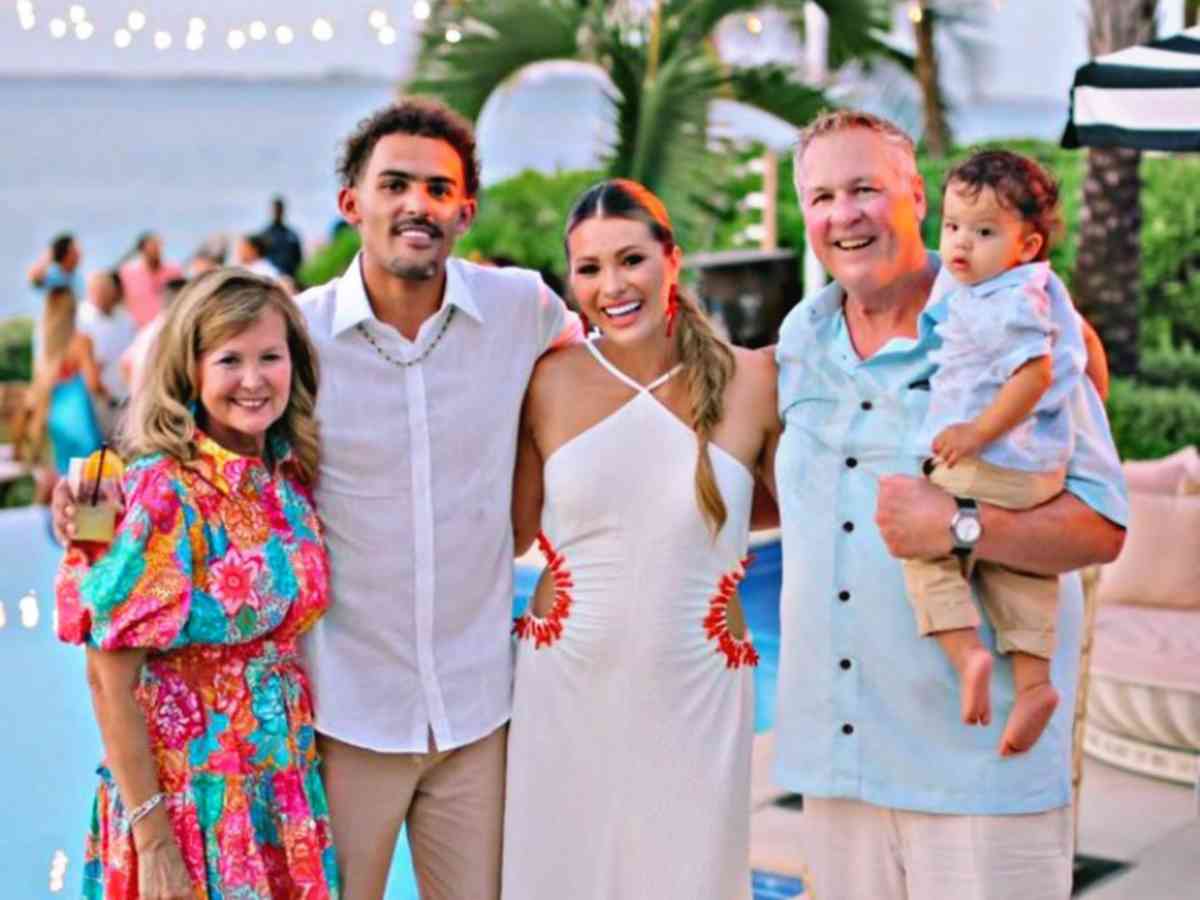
[722,65,829,129]
[806,0,896,70]
[406,0,587,120]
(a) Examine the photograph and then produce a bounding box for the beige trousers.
[797,796,1073,900]
[902,458,1065,658]
[317,724,507,900]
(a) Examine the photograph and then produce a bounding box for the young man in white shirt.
[298,99,580,898]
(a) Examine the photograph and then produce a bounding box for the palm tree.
[909,1,950,157]
[405,1,893,235]
[1071,0,1156,377]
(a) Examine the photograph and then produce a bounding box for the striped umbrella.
[1062,26,1200,151]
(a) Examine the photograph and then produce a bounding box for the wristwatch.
[949,497,982,562]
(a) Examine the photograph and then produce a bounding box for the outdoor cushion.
[1096,489,1200,609]
[1087,605,1200,752]
[1121,445,1200,495]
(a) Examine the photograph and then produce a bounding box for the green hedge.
[1137,344,1200,389]
[296,226,362,290]
[0,316,33,382]
[1106,377,1200,461]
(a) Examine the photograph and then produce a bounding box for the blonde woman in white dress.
[504,179,781,899]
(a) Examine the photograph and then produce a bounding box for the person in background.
[27,232,82,294]
[261,194,303,281]
[236,233,286,284]
[120,277,188,398]
[54,268,340,898]
[76,269,137,438]
[187,233,229,278]
[118,231,183,329]
[28,286,107,474]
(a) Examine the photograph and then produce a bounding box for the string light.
[48,849,68,893]
[908,2,924,24]
[413,1,432,22]
[19,591,38,629]
[312,17,334,42]
[445,27,462,44]
[14,10,403,56]
[746,15,763,35]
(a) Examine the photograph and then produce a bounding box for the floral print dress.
[56,433,339,899]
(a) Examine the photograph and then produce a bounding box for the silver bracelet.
[127,792,165,828]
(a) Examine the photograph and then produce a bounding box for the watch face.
[955,515,982,543]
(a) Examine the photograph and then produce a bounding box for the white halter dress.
[503,340,757,900]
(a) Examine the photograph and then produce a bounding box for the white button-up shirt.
[299,254,579,752]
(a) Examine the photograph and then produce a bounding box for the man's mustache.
[390,219,444,239]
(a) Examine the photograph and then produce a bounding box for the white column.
[802,2,828,296]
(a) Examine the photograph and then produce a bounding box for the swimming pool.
[0,508,783,897]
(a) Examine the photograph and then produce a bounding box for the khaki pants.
[901,458,1064,659]
[317,724,507,900]
[797,796,1073,900]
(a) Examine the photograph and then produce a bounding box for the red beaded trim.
[512,531,574,649]
[703,555,759,669]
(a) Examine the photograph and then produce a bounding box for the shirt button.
[846,457,858,468]
[838,590,850,602]
[861,400,873,411]
[842,723,855,735]
[840,659,852,670]
[842,521,854,533]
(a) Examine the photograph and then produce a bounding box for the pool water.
[0,508,784,897]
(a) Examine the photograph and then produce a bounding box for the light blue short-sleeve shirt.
[916,262,1086,472]
[773,252,1127,815]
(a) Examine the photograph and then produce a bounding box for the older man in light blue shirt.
[773,110,1126,900]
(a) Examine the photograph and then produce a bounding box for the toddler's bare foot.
[999,681,1059,756]
[960,648,993,726]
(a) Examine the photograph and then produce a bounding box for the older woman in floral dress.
[56,269,339,898]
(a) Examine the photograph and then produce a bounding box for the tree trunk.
[1071,0,1156,377]
[914,4,950,158]
[1073,147,1143,376]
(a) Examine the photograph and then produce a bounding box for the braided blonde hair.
[565,179,736,534]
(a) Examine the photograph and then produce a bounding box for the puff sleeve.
[55,458,194,650]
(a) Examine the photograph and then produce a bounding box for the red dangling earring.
[665,283,679,338]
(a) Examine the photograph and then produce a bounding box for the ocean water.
[1,77,396,319]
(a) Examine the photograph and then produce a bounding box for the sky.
[0,0,421,78]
